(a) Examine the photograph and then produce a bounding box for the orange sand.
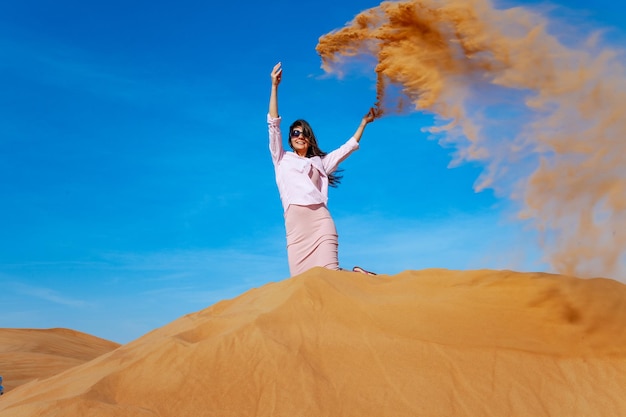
[317,0,626,279]
[0,328,120,393]
[1,268,625,416]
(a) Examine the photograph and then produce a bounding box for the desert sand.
[0,268,625,416]
[0,328,120,393]
[318,0,626,281]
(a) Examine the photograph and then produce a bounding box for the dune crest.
[1,268,625,416]
[0,328,120,393]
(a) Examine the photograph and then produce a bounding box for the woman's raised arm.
[269,62,282,118]
[352,107,377,142]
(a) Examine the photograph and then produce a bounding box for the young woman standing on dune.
[267,62,377,277]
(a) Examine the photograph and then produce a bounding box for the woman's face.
[290,126,310,156]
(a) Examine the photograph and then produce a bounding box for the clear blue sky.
[1,0,624,343]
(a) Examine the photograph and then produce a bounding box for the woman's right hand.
[271,62,282,87]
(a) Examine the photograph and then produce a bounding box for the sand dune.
[0,328,120,394]
[1,268,625,416]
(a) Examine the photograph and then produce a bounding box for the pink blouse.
[268,114,359,212]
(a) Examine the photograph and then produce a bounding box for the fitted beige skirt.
[285,203,339,276]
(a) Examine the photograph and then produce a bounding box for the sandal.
[352,266,377,276]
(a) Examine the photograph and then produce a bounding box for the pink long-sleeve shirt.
[268,114,359,212]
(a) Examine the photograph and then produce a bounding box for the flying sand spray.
[316,0,626,279]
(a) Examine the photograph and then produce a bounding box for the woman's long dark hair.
[288,119,343,187]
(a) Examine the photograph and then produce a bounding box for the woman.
[268,62,377,276]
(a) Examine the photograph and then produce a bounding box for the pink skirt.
[285,203,339,276]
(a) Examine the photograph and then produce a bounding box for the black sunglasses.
[290,129,306,138]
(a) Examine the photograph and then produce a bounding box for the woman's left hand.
[362,107,378,124]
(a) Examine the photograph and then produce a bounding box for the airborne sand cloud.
[317,0,626,280]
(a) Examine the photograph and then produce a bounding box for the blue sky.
[1,0,624,343]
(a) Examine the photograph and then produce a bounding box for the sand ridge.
[0,328,120,393]
[0,268,625,416]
